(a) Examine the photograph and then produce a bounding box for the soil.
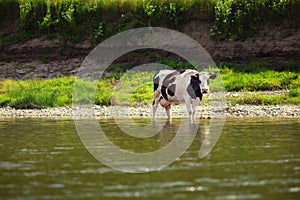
[0,20,299,79]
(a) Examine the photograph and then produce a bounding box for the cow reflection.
[154,119,213,155]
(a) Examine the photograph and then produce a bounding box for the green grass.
[1,0,299,46]
[221,69,299,92]
[111,71,154,106]
[228,90,300,106]
[0,77,75,108]
[0,76,120,109]
[1,66,300,108]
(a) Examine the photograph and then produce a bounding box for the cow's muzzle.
[202,89,209,94]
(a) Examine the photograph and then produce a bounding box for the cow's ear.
[209,72,217,79]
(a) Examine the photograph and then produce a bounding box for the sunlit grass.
[0,77,75,108]
[228,91,300,106]
[221,69,300,92]
[0,67,300,108]
[112,71,155,106]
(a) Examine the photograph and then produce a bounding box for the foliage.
[210,0,300,41]
[143,0,157,19]
[112,71,154,106]
[288,88,300,98]
[91,22,104,45]
[210,0,260,41]
[1,0,299,45]
[1,66,300,108]
[165,2,184,27]
[0,77,75,108]
[229,92,300,105]
[221,68,300,91]
[95,78,115,105]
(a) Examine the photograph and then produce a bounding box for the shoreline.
[0,104,299,119]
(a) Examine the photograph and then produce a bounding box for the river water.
[0,118,299,199]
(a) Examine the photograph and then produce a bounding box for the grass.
[228,89,300,106]
[219,62,300,92]
[0,76,119,109]
[1,0,299,47]
[0,77,75,108]
[111,71,154,106]
[1,64,300,108]
[221,69,299,92]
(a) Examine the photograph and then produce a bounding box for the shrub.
[1,0,300,43]
[210,0,300,41]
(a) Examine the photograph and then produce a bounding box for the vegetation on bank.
[1,0,300,47]
[0,1,299,108]
[0,63,299,108]
[227,90,300,106]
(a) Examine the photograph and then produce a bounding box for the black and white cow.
[152,69,217,123]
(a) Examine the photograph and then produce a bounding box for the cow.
[152,69,217,123]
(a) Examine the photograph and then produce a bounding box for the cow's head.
[199,72,217,94]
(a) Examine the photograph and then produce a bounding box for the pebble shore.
[0,104,299,118]
[1,91,299,119]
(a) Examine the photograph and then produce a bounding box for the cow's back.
[164,69,199,102]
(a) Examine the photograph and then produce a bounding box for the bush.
[1,0,299,45]
[210,0,300,41]
[289,88,300,98]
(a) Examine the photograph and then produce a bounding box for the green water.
[0,118,299,199]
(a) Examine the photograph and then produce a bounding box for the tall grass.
[0,76,118,108]
[221,69,300,91]
[228,89,300,105]
[210,0,300,41]
[0,68,299,108]
[1,0,299,45]
[111,71,154,106]
[0,77,75,108]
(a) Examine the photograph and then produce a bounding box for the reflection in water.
[76,117,199,173]
[0,118,299,199]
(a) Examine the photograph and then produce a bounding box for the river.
[0,118,299,199]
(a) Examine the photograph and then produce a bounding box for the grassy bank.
[1,0,300,47]
[1,64,299,108]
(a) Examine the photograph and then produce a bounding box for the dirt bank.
[0,20,299,79]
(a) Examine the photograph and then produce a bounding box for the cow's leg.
[152,99,160,120]
[152,90,161,120]
[152,103,158,120]
[185,100,193,123]
[165,105,172,121]
[191,98,201,123]
[191,103,196,123]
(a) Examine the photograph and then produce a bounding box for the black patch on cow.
[187,75,202,100]
[161,73,176,101]
[167,84,176,97]
[153,76,160,91]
